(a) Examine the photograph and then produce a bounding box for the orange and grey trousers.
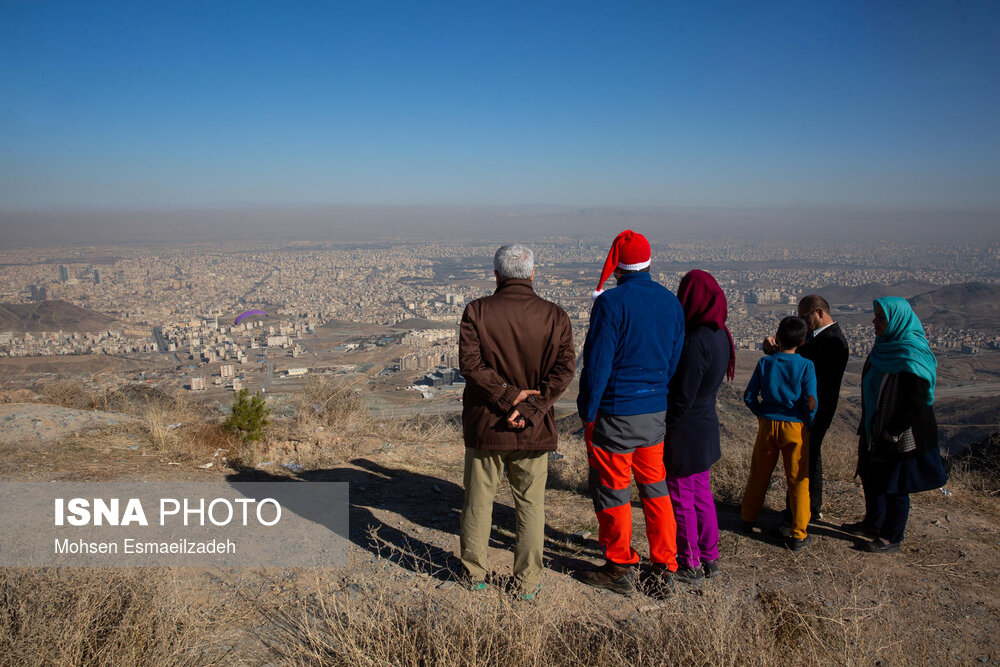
[586,412,678,568]
[741,418,811,539]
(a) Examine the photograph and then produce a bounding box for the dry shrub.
[296,375,371,433]
[178,422,241,464]
[93,384,177,414]
[129,392,225,462]
[38,379,95,410]
[0,568,248,666]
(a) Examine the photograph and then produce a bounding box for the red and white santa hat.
[592,230,651,300]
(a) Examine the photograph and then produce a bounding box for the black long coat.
[663,325,730,477]
[857,366,947,496]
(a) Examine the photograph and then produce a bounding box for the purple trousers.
[666,470,720,570]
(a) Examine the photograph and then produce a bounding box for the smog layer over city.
[2,1,1000,665]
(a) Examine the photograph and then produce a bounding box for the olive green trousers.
[460,447,548,591]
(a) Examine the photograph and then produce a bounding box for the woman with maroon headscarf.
[664,270,736,583]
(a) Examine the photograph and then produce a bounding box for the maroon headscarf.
[676,269,736,381]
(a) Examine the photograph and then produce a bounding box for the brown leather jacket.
[459,279,576,450]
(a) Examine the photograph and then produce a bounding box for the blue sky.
[1,0,998,209]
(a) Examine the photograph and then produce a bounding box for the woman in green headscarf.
[841,297,947,552]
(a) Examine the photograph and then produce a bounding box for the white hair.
[494,244,534,280]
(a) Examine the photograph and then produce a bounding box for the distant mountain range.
[0,300,117,333]
[814,280,938,305]
[909,282,1000,331]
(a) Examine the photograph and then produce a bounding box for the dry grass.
[0,568,250,666]
[295,374,372,433]
[0,378,980,665]
[37,379,97,410]
[231,376,463,471]
[24,379,237,465]
[947,434,1000,497]
[0,389,37,404]
[254,564,916,667]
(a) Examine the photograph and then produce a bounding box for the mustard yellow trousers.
[741,419,810,540]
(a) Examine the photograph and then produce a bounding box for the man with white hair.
[458,244,576,600]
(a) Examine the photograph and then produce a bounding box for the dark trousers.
[863,484,911,544]
[784,424,826,519]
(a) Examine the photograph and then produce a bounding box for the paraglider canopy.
[235,310,268,325]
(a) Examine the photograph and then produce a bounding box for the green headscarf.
[861,296,937,440]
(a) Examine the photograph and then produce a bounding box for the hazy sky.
[2,1,999,210]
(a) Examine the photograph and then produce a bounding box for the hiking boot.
[863,538,900,554]
[576,561,636,595]
[702,560,719,579]
[673,565,704,585]
[647,563,675,599]
[841,521,878,539]
[785,534,813,552]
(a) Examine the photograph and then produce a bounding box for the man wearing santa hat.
[576,230,686,596]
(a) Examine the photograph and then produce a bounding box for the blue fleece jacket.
[577,272,685,423]
[744,352,818,427]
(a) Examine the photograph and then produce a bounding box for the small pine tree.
[224,388,270,442]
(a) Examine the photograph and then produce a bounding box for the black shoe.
[863,538,900,553]
[841,521,878,539]
[576,561,636,595]
[785,534,813,552]
[702,560,719,578]
[674,565,704,584]
[647,563,675,599]
[738,520,756,536]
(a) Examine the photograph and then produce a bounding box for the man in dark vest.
[765,294,849,522]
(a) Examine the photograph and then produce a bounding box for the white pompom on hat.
[591,229,651,300]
